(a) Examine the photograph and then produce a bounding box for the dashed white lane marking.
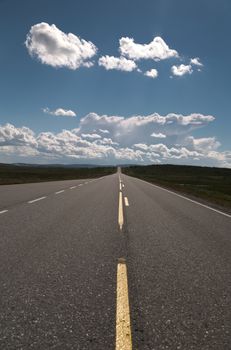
[28,196,46,204]
[124,197,129,207]
[70,186,76,189]
[118,191,124,230]
[132,177,231,219]
[0,210,8,215]
[78,184,83,186]
[55,190,65,194]
[116,258,132,350]
[119,182,122,191]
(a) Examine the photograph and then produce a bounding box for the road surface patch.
[116,258,132,350]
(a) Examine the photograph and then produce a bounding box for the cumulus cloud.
[186,136,220,152]
[190,57,203,67]
[25,22,97,70]
[0,123,37,147]
[119,36,179,61]
[43,107,76,117]
[1,112,229,167]
[144,68,158,78]
[98,55,137,71]
[171,64,193,76]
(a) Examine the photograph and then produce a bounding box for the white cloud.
[171,64,193,76]
[151,132,166,138]
[190,57,203,67]
[43,107,76,117]
[25,22,97,70]
[119,36,179,61]
[1,112,229,167]
[98,55,137,71]
[144,69,158,78]
[77,112,215,148]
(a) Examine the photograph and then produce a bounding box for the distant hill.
[0,163,114,169]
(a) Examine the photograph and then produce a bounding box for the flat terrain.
[0,163,116,185]
[0,171,230,349]
[123,164,231,210]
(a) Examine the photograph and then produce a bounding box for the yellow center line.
[116,258,132,350]
[118,191,124,230]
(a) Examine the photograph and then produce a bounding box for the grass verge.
[0,164,116,185]
[122,164,231,210]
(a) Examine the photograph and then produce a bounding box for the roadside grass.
[122,164,231,209]
[0,164,116,185]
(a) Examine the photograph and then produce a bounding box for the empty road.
[0,172,230,349]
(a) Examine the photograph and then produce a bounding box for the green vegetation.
[0,164,116,185]
[122,164,231,209]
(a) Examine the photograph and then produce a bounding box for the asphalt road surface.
[0,172,230,349]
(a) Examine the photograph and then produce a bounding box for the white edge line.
[28,196,46,204]
[131,176,231,219]
[55,190,65,194]
[0,209,8,214]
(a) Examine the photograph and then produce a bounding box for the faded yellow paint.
[118,191,124,230]
[116,259,132,350]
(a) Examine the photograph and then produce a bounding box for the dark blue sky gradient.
[0,0,230,150]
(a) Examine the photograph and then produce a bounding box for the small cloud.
[81,133,101,139]
[119,36,179,61]
[25,22,97,70]
[144,68,158,79]
[133,143,149,150]
[171,64,193,76]
[99,129,110,134]
[151,132,166,138]
[43,108,76,117]
[98,55,137,71]
[190,57,203,67]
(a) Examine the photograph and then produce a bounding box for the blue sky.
[0,0,230,166]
